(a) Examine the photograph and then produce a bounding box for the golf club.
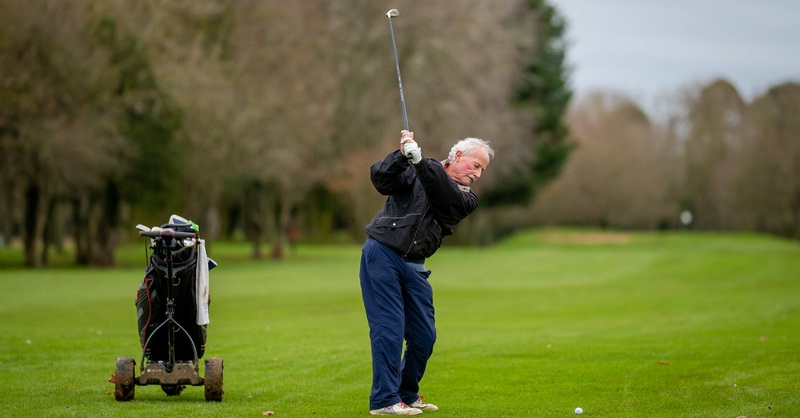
[386,8,409,135]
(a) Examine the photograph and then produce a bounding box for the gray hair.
[444,137,495,164]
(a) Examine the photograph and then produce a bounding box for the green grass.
[1,229,798,416]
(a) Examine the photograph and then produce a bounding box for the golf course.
[1,228,798,417]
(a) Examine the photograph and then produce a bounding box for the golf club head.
[386,9,399,18]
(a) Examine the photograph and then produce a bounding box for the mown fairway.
[1,229,798,417]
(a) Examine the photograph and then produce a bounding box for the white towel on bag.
[196,239,210,325]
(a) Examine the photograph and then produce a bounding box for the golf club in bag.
[111,215,223,402]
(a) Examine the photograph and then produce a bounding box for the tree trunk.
[23,183,49,268]
[245,181,267,260]
[72,184,119,266]
[73,196,91,266]
[86,183,119,266]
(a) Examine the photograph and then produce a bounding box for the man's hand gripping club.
[400,130,422,164]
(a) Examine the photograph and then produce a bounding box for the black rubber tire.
[204,358,223,402]
[161,384,185,396]
[114,357,136,401]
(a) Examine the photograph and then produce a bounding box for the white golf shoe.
[410,396,439,411]
[369,402,423,415]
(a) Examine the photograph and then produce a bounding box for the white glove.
[403,141,422,164]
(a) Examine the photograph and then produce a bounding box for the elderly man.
[360,130,494,415]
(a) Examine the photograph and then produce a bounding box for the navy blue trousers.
[360,238,436,410]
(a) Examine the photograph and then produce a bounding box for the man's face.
[445,147,491,186]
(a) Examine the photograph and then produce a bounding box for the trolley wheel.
[204,357,224,402]
[161,384,185,396]
[114,357,136,401]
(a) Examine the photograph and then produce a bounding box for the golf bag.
[135,219,208,362]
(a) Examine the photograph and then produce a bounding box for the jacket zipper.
[404,206,429,256]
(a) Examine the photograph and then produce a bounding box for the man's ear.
[454,150,463,161]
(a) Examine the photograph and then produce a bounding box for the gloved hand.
[403,140,422,164]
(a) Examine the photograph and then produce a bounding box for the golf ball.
[575,407,583,414]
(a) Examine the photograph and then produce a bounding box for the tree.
[0,1,127,266]
[76,16,183,266]
[735,82,800,237]
[215,0,537,255]
[482,0,573,206]
[680,79,747,230]
[530,92,678,229]
[96,0,240,238]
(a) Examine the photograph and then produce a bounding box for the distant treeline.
[531,80,800,240]
[1,1,797,267]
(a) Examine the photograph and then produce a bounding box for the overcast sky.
[547,0,800,113]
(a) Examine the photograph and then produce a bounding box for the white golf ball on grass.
[575,407,583,414]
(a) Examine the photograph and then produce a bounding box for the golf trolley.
[112,217,223,402]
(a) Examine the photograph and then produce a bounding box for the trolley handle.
[139,229,197,239]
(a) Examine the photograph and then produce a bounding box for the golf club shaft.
[387,12,409,132]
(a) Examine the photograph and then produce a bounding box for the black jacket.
[364,150,478,262]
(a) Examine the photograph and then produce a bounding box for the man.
[360,130,494,415]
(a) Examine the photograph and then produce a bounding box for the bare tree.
[735,82,800,237]
[531,92,679,228]
[679,79,747,230]
[221,0,531,256]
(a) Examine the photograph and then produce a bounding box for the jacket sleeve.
[413,157,478,229]
[370,150,416,195]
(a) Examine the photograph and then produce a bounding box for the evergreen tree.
[483,0,573,206]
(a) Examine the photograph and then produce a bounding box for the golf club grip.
[139,230,197,239]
